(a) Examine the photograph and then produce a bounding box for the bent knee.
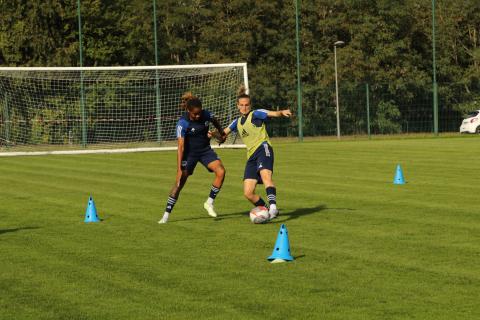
[216,166,226,177]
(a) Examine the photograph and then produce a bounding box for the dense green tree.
[0,0,479,135]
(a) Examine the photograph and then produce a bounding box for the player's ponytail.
[237,85,250,101]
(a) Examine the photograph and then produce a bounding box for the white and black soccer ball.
[249,206,270,224]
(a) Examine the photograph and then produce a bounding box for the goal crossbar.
[0,63,247,71]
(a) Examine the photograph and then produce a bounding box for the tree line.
[1,0,479,136]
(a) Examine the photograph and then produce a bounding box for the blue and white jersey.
[228,109,269,132]
[176,110,214,154]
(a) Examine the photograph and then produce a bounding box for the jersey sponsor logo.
[241,128,249,138]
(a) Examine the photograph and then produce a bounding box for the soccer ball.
[249,206,270,224]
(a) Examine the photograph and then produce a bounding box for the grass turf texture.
[1,137,480,319]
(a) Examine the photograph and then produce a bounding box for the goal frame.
[0,63,248,157]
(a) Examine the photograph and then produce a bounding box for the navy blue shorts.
[243,142,274,184]
[181,148,220,175]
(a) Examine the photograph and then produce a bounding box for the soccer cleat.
[203,202,218,218]
[269,208,279,220]
[158,212,169,224]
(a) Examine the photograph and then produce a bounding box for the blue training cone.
[268,224,294,262]
[393,164,406,185]
[84,196,100,223]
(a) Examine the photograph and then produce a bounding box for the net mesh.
[0,65,246,153]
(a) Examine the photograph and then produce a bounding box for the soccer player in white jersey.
[223,86,291,219]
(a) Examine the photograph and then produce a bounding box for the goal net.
[0,63,247,156]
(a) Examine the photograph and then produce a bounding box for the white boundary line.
[0,144,246,157]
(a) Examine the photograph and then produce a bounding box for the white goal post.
[0,63,248,156]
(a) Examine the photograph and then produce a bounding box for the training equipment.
[249,206,270,224]
[268,224,294,262]
[0,63,248,156]
[393,164,406,184]
[84,196,100,223]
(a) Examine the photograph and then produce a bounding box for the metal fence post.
[295,0,303,141]
[3,95,10,148]
[77,0,87,147]
[366,83,371,139]
[153,0,162,143]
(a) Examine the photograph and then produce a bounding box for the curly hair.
[180,92,202,110]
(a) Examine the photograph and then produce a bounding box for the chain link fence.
[267,82,478,137]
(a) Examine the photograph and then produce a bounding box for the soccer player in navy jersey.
[158,93,227,224]
[223,86,291,220]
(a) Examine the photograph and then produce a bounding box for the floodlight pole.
[432,0,439,136]
[334,41,344,140]
[295,0,303,141]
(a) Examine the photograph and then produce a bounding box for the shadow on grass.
[270,205,356,223]
[294,254,306,260]
[0,227,39,235]
[171,210,248,223]
[270,204,327,223]
[171,203,354,223]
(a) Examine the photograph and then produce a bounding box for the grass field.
[1,136,480,319]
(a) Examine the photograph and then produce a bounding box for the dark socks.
[209,185,220,200]
[165,196,177,213]
[266,186,277,206]
[254,198,267,207]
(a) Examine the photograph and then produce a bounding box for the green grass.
[1,137,480,319]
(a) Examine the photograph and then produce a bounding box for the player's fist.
[209,130,227,144]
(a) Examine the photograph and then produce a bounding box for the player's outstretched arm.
[223,118,238,137]
[211,117,227,143]
[211,117,224,133]
[207,117,226,145]
[266,109,292,118]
